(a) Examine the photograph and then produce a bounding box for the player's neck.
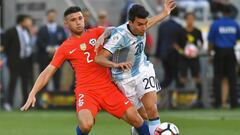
[186,25,194,32]
[127,24,138,36]
[71,30,85,38]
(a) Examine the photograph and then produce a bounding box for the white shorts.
[115,63,161,109]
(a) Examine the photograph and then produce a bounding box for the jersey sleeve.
[93,27,105,37]
[50,46,66,68]
[103,29,124,54]
[236,23,240,40]
[208,23,217,44]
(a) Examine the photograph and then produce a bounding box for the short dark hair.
[46,9,56,15]
[16,14,31,24]
[221,5,231,14]
[128,4,149,22]
[64,6,82,18]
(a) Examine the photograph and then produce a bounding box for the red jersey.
[50,28,113,92]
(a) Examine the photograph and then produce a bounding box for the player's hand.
[113,62,133,71]
[20,93,36,111]
[163,0,176,15]
[94,35,105,53]
[173,44,184,55]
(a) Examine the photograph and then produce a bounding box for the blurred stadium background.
[0,0,240,135]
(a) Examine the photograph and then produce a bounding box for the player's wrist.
[112,63,118,68]
[162,8,169,16]
[29,91,37,97]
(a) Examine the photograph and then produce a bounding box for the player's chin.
[75,29,84,34]
[139,32,145,36]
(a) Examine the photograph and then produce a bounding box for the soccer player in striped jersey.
[95,1,176,135]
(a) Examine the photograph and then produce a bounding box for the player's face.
[64,12,85,35]
[186,14,195,27]
[47,12,56,23]
[22,18,33,30]
[129,17,148,36]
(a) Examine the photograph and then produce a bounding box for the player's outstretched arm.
[95,49,132,71]
[94,27,115,53]
[147,0,176,29]
[20,64,57,111]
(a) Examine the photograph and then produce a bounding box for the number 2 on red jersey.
[84,52,93,63]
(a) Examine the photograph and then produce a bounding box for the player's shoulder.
[87,28,97,32]
[114,24,128,35]
[213,19,225,26]
[193,27,201,33]
[109,29,126,45]
[87,27,104,33]
[57,37,74,50]
[110,25,128,42]
[60,37,72,46]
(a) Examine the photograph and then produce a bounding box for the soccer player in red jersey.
[20,6,150,135]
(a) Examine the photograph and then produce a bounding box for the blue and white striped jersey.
[103,23,150,81]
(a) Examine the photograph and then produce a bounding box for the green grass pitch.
[0,109,240,135]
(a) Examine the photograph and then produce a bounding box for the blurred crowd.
[0,0,240,111]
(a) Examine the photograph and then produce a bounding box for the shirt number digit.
[135,42,144,55]
[84,52,93,63]
[143,76,156,90]
[78,94,84,107]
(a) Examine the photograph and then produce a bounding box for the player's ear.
[64,19,68,28]
[128,20,133,25]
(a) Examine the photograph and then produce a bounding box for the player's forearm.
[29,65,56,95]
[208,43,214,56]
[95,55,116,68]
[147,0,176,29]
[147,11,169,29]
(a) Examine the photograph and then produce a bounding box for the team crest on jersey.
[109,33,121,44]
[89,38,96,46]
[80,43,87,51]
[113,35,119,40]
